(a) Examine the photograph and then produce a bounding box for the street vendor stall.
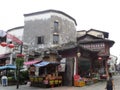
[74,75,85,87]
[29,61,62,88]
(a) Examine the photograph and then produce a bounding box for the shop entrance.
[63,57,74,86]
[78,58,91,77]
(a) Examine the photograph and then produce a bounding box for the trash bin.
[1,75,8,86]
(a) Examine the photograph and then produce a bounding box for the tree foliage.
[15,57,24,68]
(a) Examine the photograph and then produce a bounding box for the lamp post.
[16,53,24,89]
[15,44,23,89]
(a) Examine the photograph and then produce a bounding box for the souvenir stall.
[74,75,85,87]
[74,56,100,86]
[29,61,62,88]
[24,60,42,76]
[74,71,99,86]
[74,71,100,86]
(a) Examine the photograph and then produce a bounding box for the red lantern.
[0,42,7,47]
[8,43,14,48]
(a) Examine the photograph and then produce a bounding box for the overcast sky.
[0,0,120,63]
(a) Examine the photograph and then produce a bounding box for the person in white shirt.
[1,75,8,86]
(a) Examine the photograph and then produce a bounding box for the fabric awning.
[0,64,16,70]
[34,61,60,67]
[34,61,50,67]
[7,34,23,45]
[0,53,10,59]
[24,60,41,65]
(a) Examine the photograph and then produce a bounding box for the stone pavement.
[0,82,107,90]
[0,75,120,90]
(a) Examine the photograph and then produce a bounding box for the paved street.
[0,75,120,90]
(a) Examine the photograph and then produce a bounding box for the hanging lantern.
[98,57,102,60]
[0,42,7,47]
[77,52,81,57]
[8,43,14,48]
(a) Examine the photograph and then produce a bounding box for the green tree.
[16,57,24,68]
[15,55,24,89]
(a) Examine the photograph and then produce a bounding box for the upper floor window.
[54,21,59,32]
[37,36,44,44]
[53,34,59,44]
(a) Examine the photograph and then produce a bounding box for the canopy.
[0,64,16,70]
[7,34,23,45]
[34,61,60,67]
[34,61,50,67]
[0,53,10,59]
[24,60,41,65]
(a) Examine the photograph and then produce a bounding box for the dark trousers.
[107,86,113,90]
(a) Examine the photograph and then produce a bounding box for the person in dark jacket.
[106,73,115,90]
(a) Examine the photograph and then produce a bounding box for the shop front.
[57,42,102,87]
[73,51,101,87]
[29,61,63,88]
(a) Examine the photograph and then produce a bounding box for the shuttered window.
[37,36,44,44]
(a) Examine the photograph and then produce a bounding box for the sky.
[0,0,120,63]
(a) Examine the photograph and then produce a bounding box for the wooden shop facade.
[57,34,114,86]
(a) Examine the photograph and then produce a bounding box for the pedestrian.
[105,73,115,90]
[1,74,8,86]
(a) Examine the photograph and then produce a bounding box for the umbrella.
[0,64,16,70]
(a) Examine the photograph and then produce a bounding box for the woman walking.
[106,73,115,90]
